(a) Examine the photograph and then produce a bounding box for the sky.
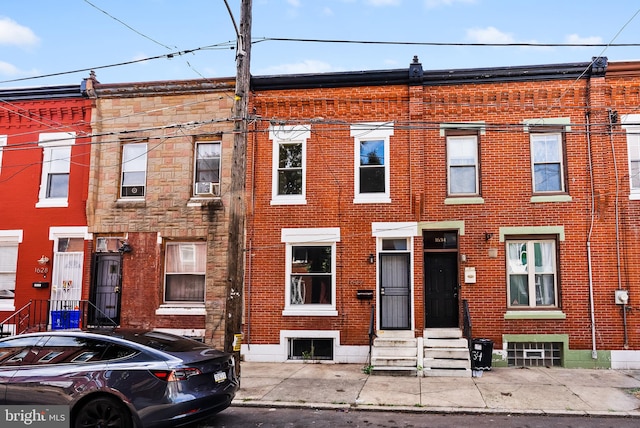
[1,0,639,88]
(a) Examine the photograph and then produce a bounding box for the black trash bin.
[470,338,493,370]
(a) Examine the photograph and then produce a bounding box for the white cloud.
[0,60,38,77]
[287,0,301,6]
[425,0,476,8]
[365,0,402,6]
[466,26,514,44]
[258,59,338,75]
[0,17,39,47]
[0,60,21,75]
[322,7,334,16]
[565,33,603,46]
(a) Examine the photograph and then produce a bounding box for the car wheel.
[74,396,132,428]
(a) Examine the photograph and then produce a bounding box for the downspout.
[246,116,258,350]
[585,111,598,359]
[608,109,629,349]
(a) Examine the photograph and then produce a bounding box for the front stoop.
[423,328,471,378]
[371,334,418,376]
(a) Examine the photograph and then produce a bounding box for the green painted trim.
[530,195,573,203]
[564,350,611,369]
[418,220,465,236]
[504,310,566,320]
[523,117,571,132]
[498,334,613,368]
[439,121,486,136]
[499,225,565,242]
[444,197,485,205]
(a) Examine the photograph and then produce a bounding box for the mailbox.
[356,290,374,300]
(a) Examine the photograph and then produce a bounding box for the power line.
[255,37,640,48]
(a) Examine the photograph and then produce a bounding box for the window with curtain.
[447,135,479,195]
[507,239,557,308]
[530,133,564,193]
[289,245,332,306]
[164,242,206,303]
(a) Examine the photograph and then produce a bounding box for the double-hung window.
[0,230,22,311]
[530,132,565,193]
[507,238,558,308]
[270,125,310,205]
[120,142,147,198]
[282,228,339,316]
[37,132,75,208]
[447,134,479,195]
[164,242,206,304]
[194,140,221,197]
[352,122,394,203]
[622,114,640,199]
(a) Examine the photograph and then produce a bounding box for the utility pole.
[224,0,251,376]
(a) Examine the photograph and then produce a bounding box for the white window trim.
[193,140,222,198]
[0,230,22,312]
[36,132,75,208]
[0,135,7,176]
[352,122,393,204]
[270,125,310,205]
[119,142,148,201]
[447,134,479,196]
[281,228,339,316]
[529,132,565,194]
[161,241,207,309]
[505,238,558,309]
[622,114,640,200]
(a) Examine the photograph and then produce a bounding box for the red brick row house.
[242,56,640,372]
[0,84,93,332]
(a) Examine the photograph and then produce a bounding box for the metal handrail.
[462,299,472,349]
[0,300,118,337]
[367,304,376,365]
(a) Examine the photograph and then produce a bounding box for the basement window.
[288,338,333,361]
[507,342,561,367]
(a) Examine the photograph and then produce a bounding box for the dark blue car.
[0,329,239,427]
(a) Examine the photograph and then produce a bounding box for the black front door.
[380,253,411,330]
[89,253,122,325]
[424,252,458,328]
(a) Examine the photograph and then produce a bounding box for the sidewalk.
[233,362,640,417]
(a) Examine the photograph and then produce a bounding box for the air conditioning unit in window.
[195,182,220,196]
[121,185,145,197]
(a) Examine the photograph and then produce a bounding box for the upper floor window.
[194,140,221,197]
[270,125,310,205]
[352,122,394,204]
[622,114,640,199]
[282,228,339,316]
[530,132,565,193]
[36,132,75,208]
[120,142,147,199]
[447,134,479,196]
[164,242,206,304]
[506,238,558,308]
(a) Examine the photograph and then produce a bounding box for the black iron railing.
[0,300,118,337]
[462,299,472,349]
[367,304,376,365]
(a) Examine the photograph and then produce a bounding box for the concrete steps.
[370,329,471,378]
[423,328,471,378]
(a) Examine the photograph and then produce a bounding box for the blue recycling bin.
[51,310,81,330]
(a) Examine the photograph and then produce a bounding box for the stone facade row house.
[1,57,640,372]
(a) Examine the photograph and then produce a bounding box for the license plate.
[214,371,227,383]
